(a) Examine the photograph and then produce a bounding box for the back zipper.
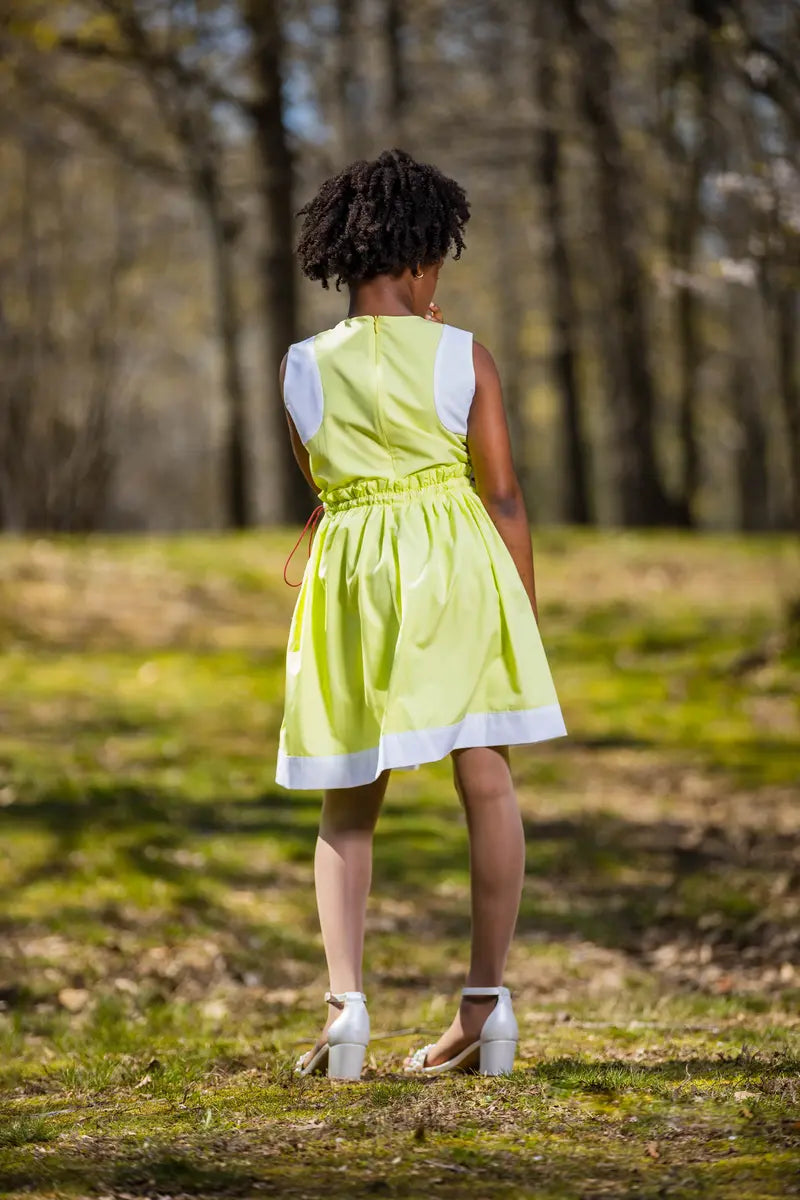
[372,313,394,464]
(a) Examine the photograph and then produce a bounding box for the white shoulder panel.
[433,324,475,436]
[283,335,324,444]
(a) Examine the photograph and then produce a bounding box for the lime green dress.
[276,314,567,790]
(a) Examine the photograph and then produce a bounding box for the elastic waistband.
[321,462,472,512]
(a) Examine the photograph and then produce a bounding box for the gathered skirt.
[276,461,567,789]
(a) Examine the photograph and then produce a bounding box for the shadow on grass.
[0,780,319,894]
[0,783,325,979]
[363,1052,800,1096]
[3,779,799,1008]
[530,1052,800,1088]
[0,1154,262,1200]
[0,1153,697,1200]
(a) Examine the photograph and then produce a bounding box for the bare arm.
[279,351,319,495]
[467,340,538,622]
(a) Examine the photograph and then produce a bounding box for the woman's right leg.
[457,745,526,988]
[301,769,390,1066]
[403,745,525,1068]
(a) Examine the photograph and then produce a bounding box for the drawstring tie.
[283,503,324,587]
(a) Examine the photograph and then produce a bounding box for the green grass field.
[1,529,798,1199]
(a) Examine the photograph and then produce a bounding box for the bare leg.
[300,770,390,1067]
[404,745,525,1067]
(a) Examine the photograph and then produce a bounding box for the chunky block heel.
[405,985,519,1076]
[479,1037,516,1075]
[295,990,370,1080]
[328,1041,367,1080]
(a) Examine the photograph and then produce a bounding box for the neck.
[347,278,417,318]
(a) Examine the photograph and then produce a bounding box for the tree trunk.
[532,6,591,524]
[243,0,309,524]
[674,279,700,526]
[385,0,408,144]
[167,98,252,530]
[332,0,370,160]
[727,281,769,530]
[666,21,714,528]
[776,284,800,532]
[564,0,673,526]
[198,165,250,529]
[493,200,533,510]
[732,355,769,531]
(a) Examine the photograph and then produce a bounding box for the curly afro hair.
[295,148,471,291]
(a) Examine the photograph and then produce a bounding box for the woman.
[276,148,567,1078]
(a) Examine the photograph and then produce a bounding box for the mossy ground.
[1,529,798,1198]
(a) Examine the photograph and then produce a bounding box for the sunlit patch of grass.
[0,1116,59,1148]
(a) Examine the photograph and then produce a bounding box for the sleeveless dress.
[276,314,567,790]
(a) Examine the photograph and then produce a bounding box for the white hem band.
[275,703,567,790]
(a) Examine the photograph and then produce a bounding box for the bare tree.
[0,135,131,531]
[384,0,408,144]
[532,3,591,524]
[35,2,253,526]
[563,0,674,526]
[242,0,310,522]
[658,4,718,526]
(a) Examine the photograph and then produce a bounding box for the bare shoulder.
[472,339,500,386]
[467,336,508,445]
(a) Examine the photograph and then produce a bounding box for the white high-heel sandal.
[404,985,519,1076]
[294,990,370,1080]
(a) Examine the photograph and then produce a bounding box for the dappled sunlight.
[0,530,798,1197]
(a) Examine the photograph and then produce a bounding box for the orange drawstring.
[283,503,325,587]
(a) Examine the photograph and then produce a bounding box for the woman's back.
[284,314,475,495]
[277,310,565,791]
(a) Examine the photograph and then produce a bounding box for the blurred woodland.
[0,0,798,533]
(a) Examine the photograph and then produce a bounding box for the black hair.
[295,148,470,290]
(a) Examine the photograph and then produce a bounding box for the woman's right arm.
[466,340,539,623]
[280,351,319,495]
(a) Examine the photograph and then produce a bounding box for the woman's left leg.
[403,745,525,1068]
[300,769,390,1066]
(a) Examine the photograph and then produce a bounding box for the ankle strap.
[461,986,510,997]
[325,990,367,1006]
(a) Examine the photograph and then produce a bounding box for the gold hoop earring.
[413,267,424,279]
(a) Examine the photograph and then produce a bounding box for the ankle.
[458,994,497,1032]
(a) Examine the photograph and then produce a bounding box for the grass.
[0,527,799,1198]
